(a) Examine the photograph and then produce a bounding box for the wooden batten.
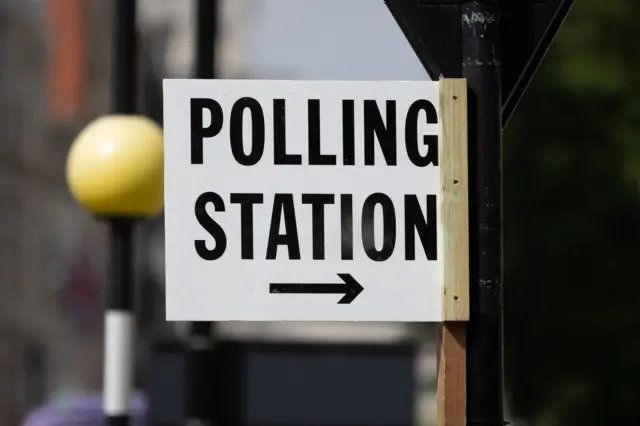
[438,78,470,322]
[436,78,469,426]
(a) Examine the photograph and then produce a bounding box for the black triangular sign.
[385,0,574,128]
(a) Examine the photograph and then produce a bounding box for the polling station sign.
[162,79,468,322]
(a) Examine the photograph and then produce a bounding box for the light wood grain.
[437,322,467,426]
[439,78,470,321]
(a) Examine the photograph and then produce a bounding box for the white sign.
[163,79,445,322]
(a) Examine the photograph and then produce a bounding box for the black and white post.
[105,1,137,425]
[104,219,137,426]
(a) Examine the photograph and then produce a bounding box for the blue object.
[21,391,147,426]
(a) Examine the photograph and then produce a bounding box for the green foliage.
[503,0,640,424]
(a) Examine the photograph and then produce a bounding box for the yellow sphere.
[66,115,164,217]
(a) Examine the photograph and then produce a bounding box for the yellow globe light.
[66,115,164,217]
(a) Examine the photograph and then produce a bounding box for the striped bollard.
[66,115,164,426]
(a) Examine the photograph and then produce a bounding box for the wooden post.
[437,78,469,426]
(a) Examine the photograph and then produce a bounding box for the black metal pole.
[104,2,138,426]
[108,220,135,318]
[195,0,218,79]
[190,1,218,332]
[113,0,137,114]
[462,2,505,426]
[187,0,219,423]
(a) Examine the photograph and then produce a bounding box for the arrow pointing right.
[269,274,364,304]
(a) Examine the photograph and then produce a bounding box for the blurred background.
[0,0,638,425]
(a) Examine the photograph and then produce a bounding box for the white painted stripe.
[103,310,135,416]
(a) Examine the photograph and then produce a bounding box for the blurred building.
[0,0,110,422]
[0,0,167,422]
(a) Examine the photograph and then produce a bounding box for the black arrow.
[269,274,364,304]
